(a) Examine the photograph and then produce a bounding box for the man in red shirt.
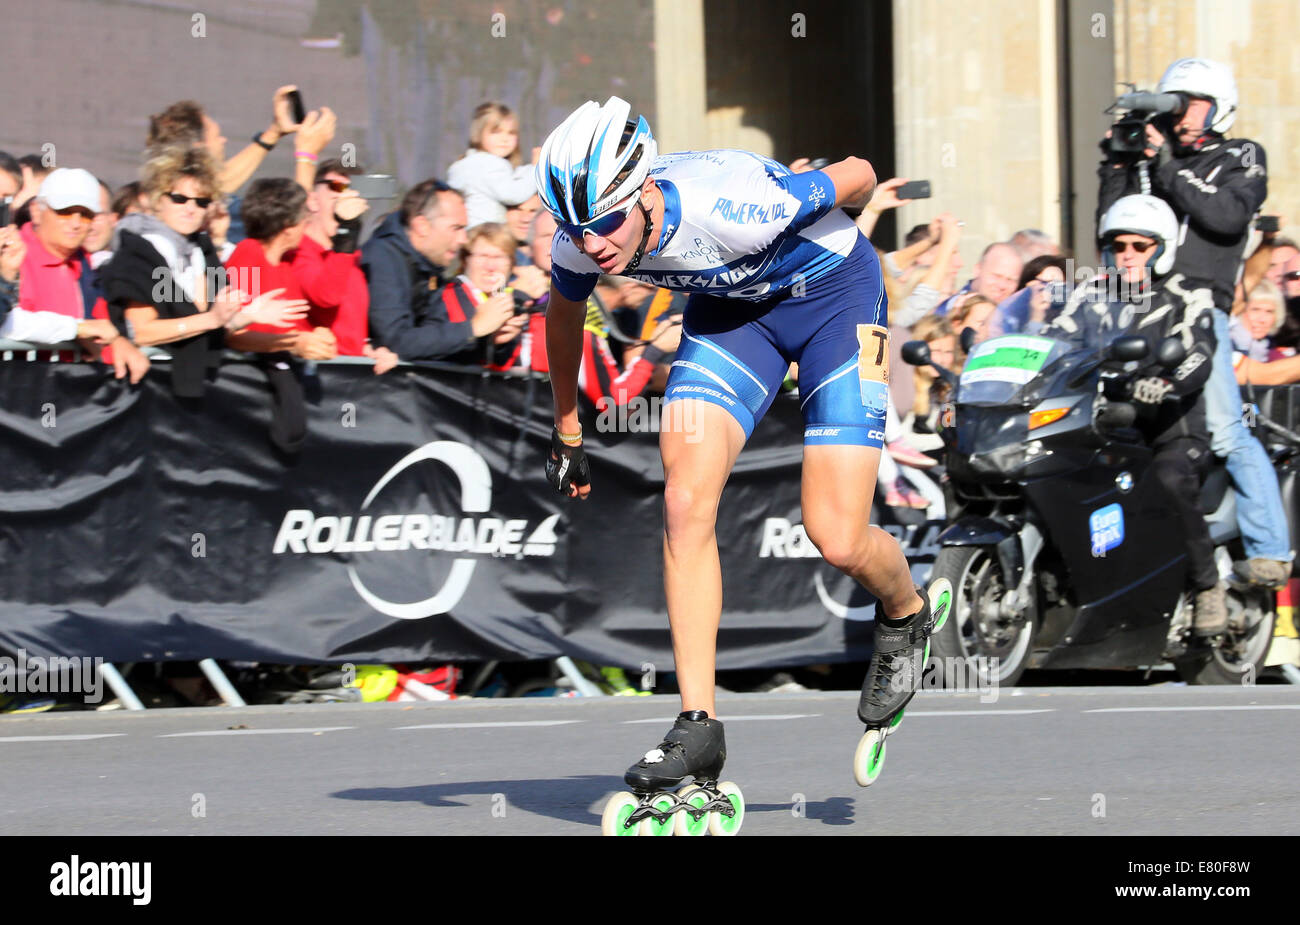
[289,159,396,372]
[1,167,148,381]
[224,177,335,360]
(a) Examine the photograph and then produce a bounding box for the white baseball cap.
[38,168,101,212]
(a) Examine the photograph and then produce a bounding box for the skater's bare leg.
[801,444,923,619]
[661,400,746,719]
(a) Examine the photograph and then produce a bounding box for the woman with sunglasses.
[102,146,304,397]
[536,98,953,832]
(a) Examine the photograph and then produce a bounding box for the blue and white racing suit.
[549,149,889,447]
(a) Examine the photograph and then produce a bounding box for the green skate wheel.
[707,781,745,836]
[929,578,953,633]
[673,785,710,837]
[601,791,641,837]
[638,793,676,836]
[887,709,905,735]
[853,728,887,787]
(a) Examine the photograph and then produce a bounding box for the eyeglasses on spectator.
[166,191,213,209]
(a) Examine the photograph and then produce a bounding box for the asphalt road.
[1,685,1297,835]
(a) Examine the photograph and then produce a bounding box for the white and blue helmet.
[535,96,658,230]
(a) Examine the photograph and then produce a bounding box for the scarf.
[112,212,206,301]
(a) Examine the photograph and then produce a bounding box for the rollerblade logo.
[272,441,559,619]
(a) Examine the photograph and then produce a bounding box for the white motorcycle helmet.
[535,96,658,231]
[1156,57,1238,135]
[1099,194,1179,276]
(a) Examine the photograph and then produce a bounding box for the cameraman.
[1048,196,1225,635]
[1098,57,1291,589]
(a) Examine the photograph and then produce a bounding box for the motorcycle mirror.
[959,326,977,355]
[901,340,931,366]
[1156,336,1187,370]
[1107,335,1149,362]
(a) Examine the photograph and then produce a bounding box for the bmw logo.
[1116,472,1134,493]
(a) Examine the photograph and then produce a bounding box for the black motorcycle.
[903,330,1297,686]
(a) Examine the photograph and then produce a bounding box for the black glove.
[331,215,362,254]
[546,429,590,496]
[1130,376,1174,405]
[1101,373,1131,402]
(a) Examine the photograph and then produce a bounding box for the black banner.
[0,360,940,668]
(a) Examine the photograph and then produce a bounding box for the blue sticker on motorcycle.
[1089,503,1124,557]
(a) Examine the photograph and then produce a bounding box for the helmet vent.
[600,122,642,200]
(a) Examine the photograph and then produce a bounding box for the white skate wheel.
[853,728,887,787]
[638,792,676,836]
[673,785,710,837]
[707,781,745,836]
[601,791,641,837]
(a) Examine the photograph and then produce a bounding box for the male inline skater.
[533,97,951,836]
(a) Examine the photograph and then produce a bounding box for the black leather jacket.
[1044,272,1217,445]
[1098,134,1267,311]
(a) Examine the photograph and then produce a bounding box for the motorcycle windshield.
[957,334,1074,406]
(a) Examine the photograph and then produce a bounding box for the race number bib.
[857,323,890,419]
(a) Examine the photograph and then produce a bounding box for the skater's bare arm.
[822,157,878,211]
[545,285,593,499]
[547,286,587,436]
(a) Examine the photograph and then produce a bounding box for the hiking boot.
[1193,583,1229,638]
[1231,558,1291,591]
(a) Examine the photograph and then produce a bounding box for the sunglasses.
[1109,240,1155,254]
[1284,271,1300,282]
[166,192,213,208]
[318,179,350,193]
[561,193,640,240]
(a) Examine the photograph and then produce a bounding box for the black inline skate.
[853,578,952,786]
[601,710,745,836]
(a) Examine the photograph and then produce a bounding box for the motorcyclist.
[1046,194,1227,635]
[1097,57,1290,590]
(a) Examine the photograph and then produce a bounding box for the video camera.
[1106,89,1188,156]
